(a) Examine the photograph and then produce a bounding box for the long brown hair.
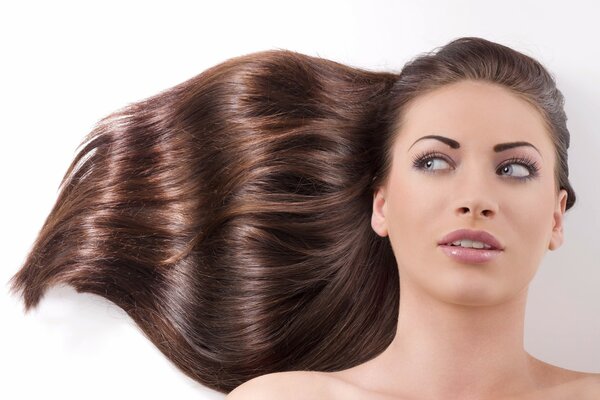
[9,49,399,393]
[9,37,576,394]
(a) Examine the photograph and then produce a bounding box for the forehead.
[394,80,553,153]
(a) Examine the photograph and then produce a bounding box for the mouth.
[437,229,504,264]
[438,229,504,251]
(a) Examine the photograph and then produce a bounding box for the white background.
[1,1,599,399]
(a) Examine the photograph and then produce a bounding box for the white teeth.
[450,240,491,249]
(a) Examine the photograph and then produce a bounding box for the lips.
[437,229,504,250]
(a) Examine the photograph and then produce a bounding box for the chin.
[430,277,513,307]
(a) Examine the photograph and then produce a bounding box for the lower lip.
[438,245,502,264]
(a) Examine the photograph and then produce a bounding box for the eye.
[411,151,453,173]
[497,157,540,180]
[421,158,451,171]
[498,163,529,178]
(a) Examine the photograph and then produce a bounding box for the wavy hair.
[9,50,399,393]
[9,37,576,394]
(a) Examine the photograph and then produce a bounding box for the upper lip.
[438,229,504,250]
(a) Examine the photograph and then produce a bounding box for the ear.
[371,186,389,237]
[548,189,568,251]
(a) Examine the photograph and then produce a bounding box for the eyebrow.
[408,134,543,158]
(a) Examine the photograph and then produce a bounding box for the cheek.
[505,180,556,244]
[385,178,442,251]
[510,192,555,260]
[493,186,557,293]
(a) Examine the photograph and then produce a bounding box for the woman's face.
[371,80,568,306]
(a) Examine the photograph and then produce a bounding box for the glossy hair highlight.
[9,50,399,393]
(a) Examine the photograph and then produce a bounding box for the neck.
[350,279,543,400]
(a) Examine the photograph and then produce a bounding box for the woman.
[10,37,599,398]
[231,37,600,400]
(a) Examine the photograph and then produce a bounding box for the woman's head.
[370,37,576,305]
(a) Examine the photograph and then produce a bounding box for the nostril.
[457,207,493,217]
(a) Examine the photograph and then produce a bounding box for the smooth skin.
[227,80,600,399]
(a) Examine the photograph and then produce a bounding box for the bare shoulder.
[543,370,600,399]
[577,373,600,399]
[226,371,333,400]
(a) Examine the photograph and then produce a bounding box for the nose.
[453,169,499,220]
[455,196,498,219]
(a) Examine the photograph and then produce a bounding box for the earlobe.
[548,189,568,251]
[371,187,389,237]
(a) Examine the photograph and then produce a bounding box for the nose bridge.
[453,159,499,218]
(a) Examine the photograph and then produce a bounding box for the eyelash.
[411,150,540,181]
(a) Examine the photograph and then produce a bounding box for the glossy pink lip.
[437,229,504,264]
[437,229,504,250]
[438,245,502,264]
